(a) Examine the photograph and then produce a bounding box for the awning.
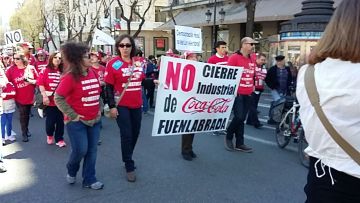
[156,0,342,30]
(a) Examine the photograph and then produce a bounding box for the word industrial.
[157,118,227,135]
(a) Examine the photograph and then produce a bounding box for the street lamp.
[205,0,226,54]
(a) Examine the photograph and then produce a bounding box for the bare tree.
[116,0,154,38]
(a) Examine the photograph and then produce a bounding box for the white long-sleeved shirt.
[297,58,360,179]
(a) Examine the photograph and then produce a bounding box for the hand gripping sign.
[152,56,243,136]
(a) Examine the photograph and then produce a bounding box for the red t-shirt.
[104,56,145,108]
[207,54,229,65]
[35,60,48,73]
[37,67,61,106]
[254,64,267,91]
[6,65,38,105]
[56,70,101,121]
[91,65,105,84]
[26,54,37,67]
[227,53,256,95]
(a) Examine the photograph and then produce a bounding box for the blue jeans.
[226,95,251,146]
[66,121,100,185]
[116,107,142,172]
[1,113,13,138]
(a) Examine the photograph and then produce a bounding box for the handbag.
[304,65,360,165]
[104,65,135,118]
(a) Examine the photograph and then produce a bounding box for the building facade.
[157,0,342,66]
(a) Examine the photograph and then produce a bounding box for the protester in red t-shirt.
[37,52,65,147]
[6,52,38,142]
[225,37,258,153]
[19,42,36,67]
[35,49,48,73]
[104,34,145,182]
[246,53,267,129]
[207,41,229,65]
[180,51,200,161]
[54,42,103,190]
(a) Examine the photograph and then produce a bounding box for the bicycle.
[275,97,309,168]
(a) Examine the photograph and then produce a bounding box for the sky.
[0,0,24,30]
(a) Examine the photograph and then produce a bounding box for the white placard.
[152,56,243,136]
[175,25,202,52]
[92,29,115,45]
[4,29,24,46]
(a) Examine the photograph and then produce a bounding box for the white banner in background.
[92,29,115,45]
[152,56,243,136]
[175,25,202,52]
[4,29,24,46]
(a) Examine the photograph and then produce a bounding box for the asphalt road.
[0,92,308,203]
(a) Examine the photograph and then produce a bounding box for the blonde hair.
[309,0,360,64]
[14,51,29,66]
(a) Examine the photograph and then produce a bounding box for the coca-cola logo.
[182,97,232,114]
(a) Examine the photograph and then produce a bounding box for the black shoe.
[254,123,263,129]
[235,144,253,153]
[182,152,193,161]
[224,137,234,151]
[189,151,197,158]
[22,135,29,142]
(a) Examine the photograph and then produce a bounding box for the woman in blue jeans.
[55,42,103,190]
[105,34,145,182]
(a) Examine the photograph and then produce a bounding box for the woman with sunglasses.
[54,42,103,190]
[6,52,38,142]
[105,34,145,182]
[37,52,65,147]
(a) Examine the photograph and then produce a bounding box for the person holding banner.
[207,41,229,65]
[104,34,145,182]
[181,51,199,161]
[224,37,258,153]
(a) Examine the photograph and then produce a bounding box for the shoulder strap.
[304,65,360,165]
[115,63,135,106]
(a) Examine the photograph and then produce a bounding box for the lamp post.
[205,0,225,54]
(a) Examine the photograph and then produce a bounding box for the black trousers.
[305,156,360,203]
[45,106,64,142]
[116,107,142,172]
[181,134,194,154]
[246,92,261,125]
[226,95,251,146]
[16,103,32,136]
[143,79,155,108]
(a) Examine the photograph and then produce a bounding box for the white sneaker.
[4,136,10,141]
[8,135,16,141]
[2,139,5,145]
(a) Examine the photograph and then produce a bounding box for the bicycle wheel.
[275,112,292,148]
[298,129,309,168]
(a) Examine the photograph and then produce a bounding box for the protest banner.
[152,56,243,136]
[175,25,202,52]
[4,30,24,46]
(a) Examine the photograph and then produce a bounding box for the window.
[58,13,66,31]
[78,16,82,26]
[90,13,93,22]
[73,18,76,27]
[115,7,122,19]
[84,16,87,25]
[133,5,141,22]
[155,6,166,22]
[90,0,93,3]
[83,0,86,6]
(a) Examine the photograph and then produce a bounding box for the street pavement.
[0,92,308,203]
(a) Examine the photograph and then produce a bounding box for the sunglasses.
[54,56,62,60]
[119,43,132,48]
[247,43,255,46]
[14,58,21,60]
